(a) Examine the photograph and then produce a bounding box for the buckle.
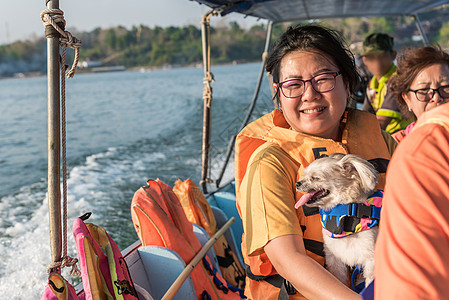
[356,203,372,219]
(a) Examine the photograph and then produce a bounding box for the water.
[0,63,275,299]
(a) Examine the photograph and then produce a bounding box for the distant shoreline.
[0,60,259,80]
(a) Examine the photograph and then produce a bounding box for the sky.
[1,0,265,45]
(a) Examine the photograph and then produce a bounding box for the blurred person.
[361,33,410,134]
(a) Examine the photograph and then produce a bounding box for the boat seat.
[208,186,244,263]
[210,206,244,268]
[138,246,196,300]
[192,223,221,275]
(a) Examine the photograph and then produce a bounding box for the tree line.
[1,10,449,77]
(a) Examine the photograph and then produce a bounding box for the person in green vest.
[361,33,410,134]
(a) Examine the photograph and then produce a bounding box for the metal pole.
[46,0,62,265]
[215,21,273,188]
[413,14,429,45]
[200,10,215,194]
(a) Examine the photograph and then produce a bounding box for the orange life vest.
[173,178,246,289]
[235,109,392,295]
[131,179,241,300]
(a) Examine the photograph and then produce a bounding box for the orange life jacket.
[235,109,392,291]
[173,178,246,289]
[131,179,241,300]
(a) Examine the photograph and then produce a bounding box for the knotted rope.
[202,72,215,108]
[40,8,82,78]
[41,8,82,277]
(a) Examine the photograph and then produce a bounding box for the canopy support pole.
[215,21,273,188]
[413,14,429,45]
[200,9,217,194]
[45,0,62,266]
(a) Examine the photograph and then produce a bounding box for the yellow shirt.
[240,143,323,299]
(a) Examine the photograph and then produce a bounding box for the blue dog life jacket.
[321,190,383,238]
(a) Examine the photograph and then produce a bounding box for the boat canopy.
[189,0,449,23]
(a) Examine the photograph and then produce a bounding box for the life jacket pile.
[173,178,246,289]
[131,179,242,300]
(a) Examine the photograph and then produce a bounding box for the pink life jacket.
[41,272,80,300]
[73,213,139,300]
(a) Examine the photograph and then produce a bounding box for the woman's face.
[275,50,349,140]
[403,63,449,119]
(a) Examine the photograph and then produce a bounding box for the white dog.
[295,153,381,287]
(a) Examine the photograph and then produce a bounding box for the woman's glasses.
[408,85,449,102]
[277,72,342,98]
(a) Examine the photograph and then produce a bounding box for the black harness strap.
[302,206,319,216]
[367,158,389,173]
[303,239,325,257]
[301,225,325,258]
[245,265,296,300]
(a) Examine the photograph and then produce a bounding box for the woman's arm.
[264,234,360,300]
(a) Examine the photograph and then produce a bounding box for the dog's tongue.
[295,190,321,209]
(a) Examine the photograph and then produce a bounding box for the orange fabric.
[173,179,217,237]
[391,128,407,143]
[173,178,246,289]
[375,103,449,300]
[235,109,395,299]
[131,179,240,300]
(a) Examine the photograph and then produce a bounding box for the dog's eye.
[311,176,319,181]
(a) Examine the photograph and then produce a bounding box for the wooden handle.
[161,217,236,300]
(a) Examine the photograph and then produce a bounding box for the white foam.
[0,146,166,299]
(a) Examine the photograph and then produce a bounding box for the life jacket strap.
[245,265,297,300]
[302,206,319,216]
[203,257,246,298]
[349,203,381,220]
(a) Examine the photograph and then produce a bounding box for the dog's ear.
[341,155,378,193]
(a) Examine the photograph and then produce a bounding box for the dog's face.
[295,153,378,210]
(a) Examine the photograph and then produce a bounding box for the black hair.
[266,24,360,102]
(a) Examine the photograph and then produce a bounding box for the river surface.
[0,63,275,299]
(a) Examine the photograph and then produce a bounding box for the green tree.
[439,21,449,48]
[105,29,117,50]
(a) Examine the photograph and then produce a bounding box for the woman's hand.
[264,234,360,300]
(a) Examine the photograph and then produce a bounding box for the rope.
[46,256,81,276]
[40,8,82,78]
[202,12,215,109]
[202,72,214,108]
[41,7,82,277]
[200,11,217,192]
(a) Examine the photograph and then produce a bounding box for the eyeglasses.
[277,72,342,98]
[408,85,449,102]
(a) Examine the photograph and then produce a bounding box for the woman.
[234,25,397,299]
[390,45,449,143]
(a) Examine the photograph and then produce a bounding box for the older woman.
[235,25,397,299]
[389,45,449,143]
